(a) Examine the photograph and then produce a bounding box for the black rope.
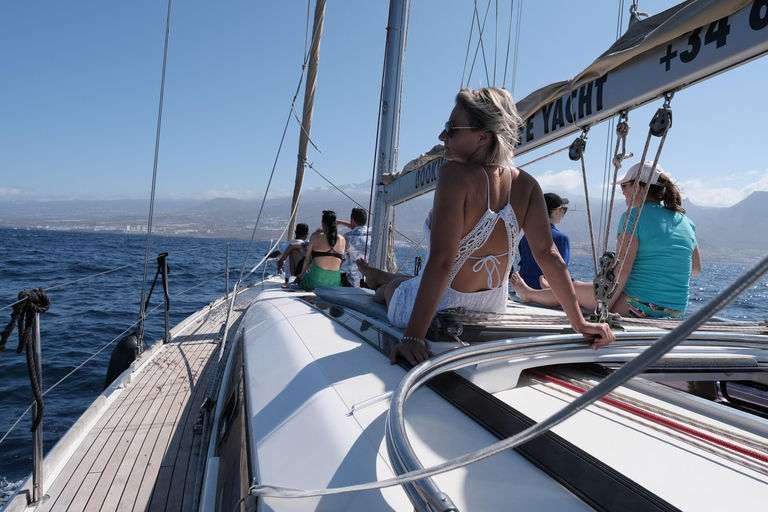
[141,253,170,349]
[0,288,51,431]
[144,252,170,313]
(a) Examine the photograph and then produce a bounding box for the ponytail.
[322,210,338,247]
[648,174,685,213]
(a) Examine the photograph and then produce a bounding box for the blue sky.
[1,0,766,208]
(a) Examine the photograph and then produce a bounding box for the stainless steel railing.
[384,331,768,510]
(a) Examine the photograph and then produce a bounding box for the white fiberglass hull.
[216,277,768,511]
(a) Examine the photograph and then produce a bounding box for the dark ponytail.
[322,210,338,247]
[648,173,685,213]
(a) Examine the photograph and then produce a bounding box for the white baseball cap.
[620,160,664,185]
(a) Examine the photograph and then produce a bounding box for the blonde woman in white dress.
[358,87,614,365]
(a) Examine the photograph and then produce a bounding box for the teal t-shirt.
[617,203,697,311]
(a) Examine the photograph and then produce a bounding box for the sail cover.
[385,0,763,196]
[516,0,751,122]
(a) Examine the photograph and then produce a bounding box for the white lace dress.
[387,169,520,328]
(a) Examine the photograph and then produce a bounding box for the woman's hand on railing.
[573,320,615,350]
[390,336,433,366]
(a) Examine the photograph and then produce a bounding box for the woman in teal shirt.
[511,161,701,318]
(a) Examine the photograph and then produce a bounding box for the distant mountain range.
[2,188,766,263]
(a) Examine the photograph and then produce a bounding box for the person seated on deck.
[277,222,309,288]
[298,210,347,291]
[337,207,371,287]
[510,161,702,318]
[356,87,614,366]
[517,192,570,289]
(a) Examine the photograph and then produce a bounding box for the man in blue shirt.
[517,193,570,289]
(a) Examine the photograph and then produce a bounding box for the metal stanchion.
[226,243,230,299]
[31,313,44,503]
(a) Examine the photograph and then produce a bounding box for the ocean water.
[1,228,767,504]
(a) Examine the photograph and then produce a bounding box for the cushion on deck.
[313,286,390,323]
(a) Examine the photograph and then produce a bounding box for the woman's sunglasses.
[444,121,476,138]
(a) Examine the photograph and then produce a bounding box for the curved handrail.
[385,330,768,509]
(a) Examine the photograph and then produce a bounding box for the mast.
[287,0,327,241]
[369,0,410,271]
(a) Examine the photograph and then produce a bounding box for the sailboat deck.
[12,290,255,512]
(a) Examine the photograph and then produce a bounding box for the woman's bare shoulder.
[509,166,535,185]
[438,160,474,180]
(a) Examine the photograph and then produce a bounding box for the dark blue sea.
[2,227,768,504]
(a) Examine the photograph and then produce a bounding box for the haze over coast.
[2,186,766,264]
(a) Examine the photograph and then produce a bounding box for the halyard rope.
[612,95,673,297]
[602,116,632,255]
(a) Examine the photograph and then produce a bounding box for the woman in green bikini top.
[298,210,347,291]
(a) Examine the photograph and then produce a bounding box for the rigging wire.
[501,1,514,89]
[302,159,422,248]
[0,261,232,449]
[291,104,322,153]
[0,317,142,448]
[211,9,325,405]
[598,121,616,253]
[466,0,493,87]
[612,94,674,290]
[1,242,236,314]
[229,15,322,292]
[138,0,174,347]
[395,237,426,273]
[509,0,523,93]
[364,0,413,266]
[363,7,390,265]
[510,0,523,95]
[596,0,629,256]
[460,6,478,87]
[516,144,569,169]
[493,0,498,85]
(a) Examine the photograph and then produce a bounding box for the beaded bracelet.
[401,335,426,345]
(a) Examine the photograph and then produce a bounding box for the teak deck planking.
[24,292,253,512]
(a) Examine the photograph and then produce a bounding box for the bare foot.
[539,275,551,290]
[509,273,534,303]
[356,258,395,290]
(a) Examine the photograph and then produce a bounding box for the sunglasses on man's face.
[444,121,476,138]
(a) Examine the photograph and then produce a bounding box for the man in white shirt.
[277,223,309,287]
[338,207,370,287]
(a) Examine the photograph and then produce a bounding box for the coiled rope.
[0,288,51,431]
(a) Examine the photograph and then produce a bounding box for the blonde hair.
[455,87,522,165]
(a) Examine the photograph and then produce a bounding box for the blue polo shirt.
[517,224,570,289]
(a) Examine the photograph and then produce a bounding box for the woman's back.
[309,231,346,271]
[621,203,697,311]
[446,164,519,293]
